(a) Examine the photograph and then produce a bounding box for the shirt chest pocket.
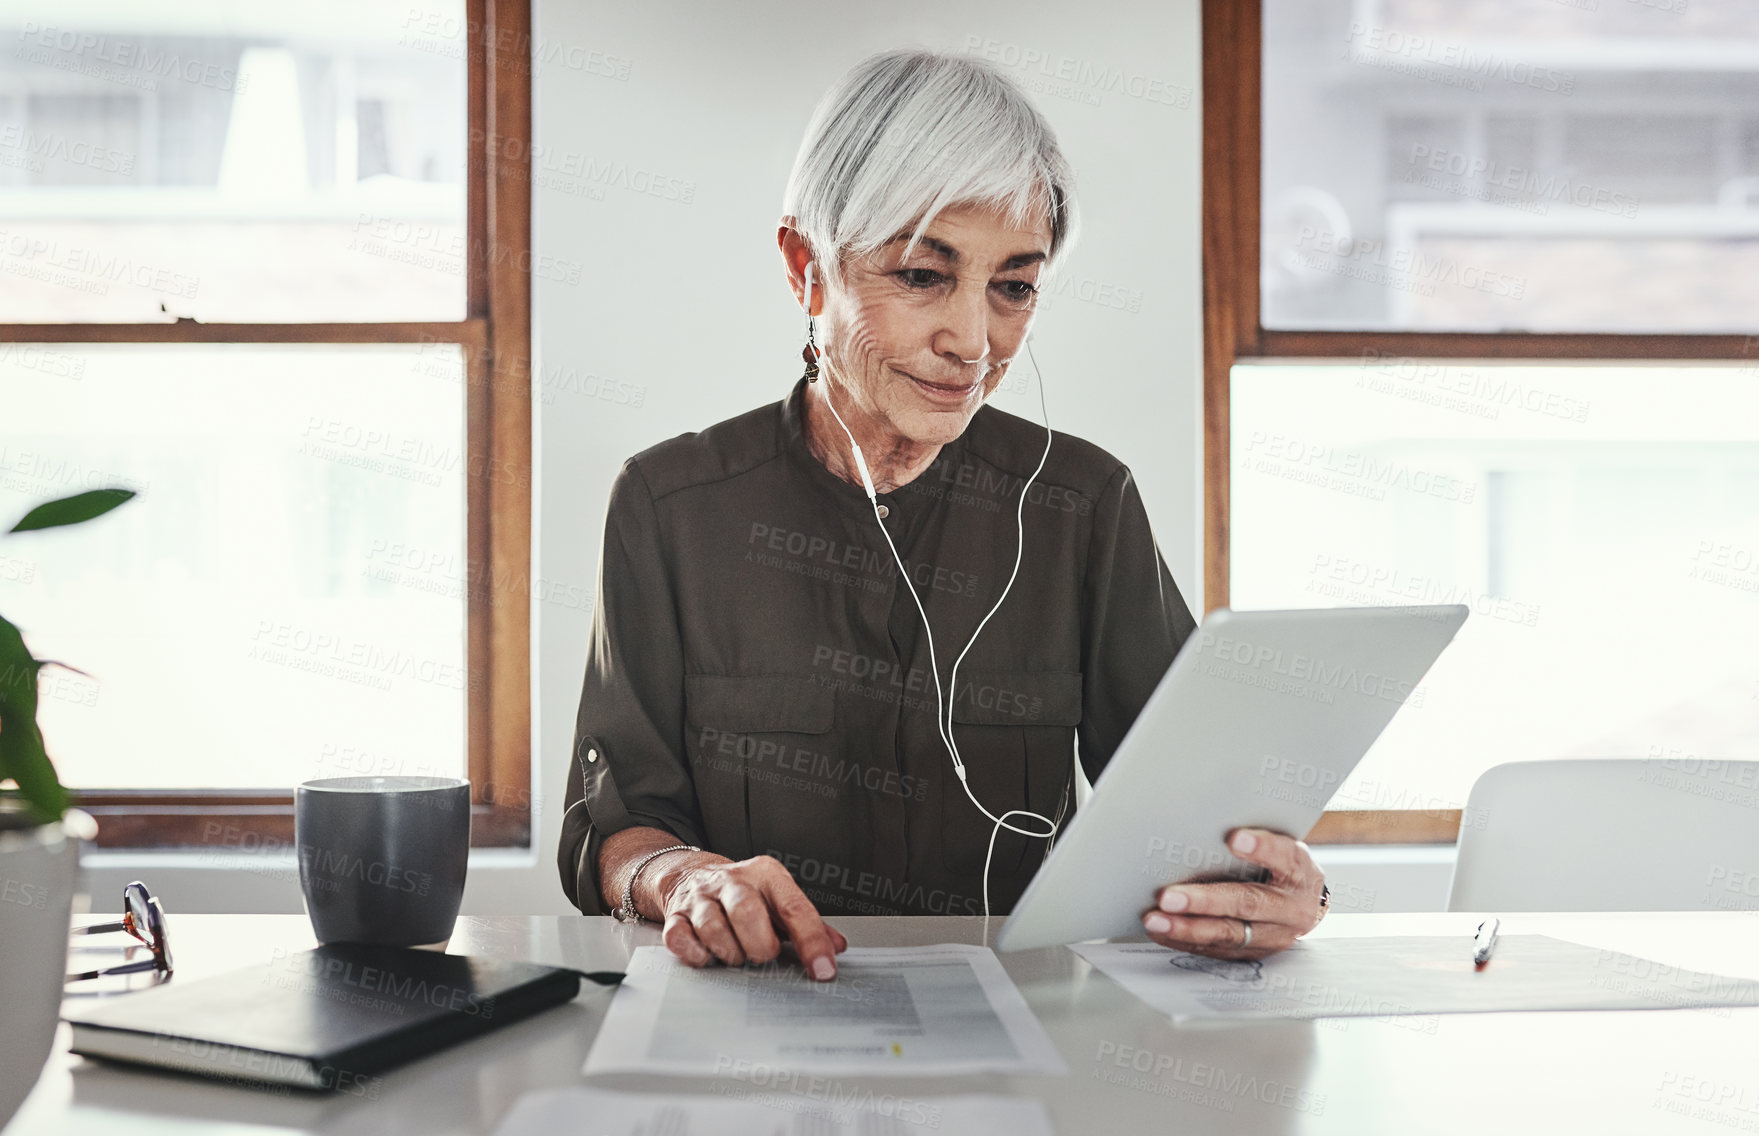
[941,670,1083,880]
[683,674,839,862]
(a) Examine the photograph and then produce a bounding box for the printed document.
[1073,935,1759,1021]
[583,944,1065,1076]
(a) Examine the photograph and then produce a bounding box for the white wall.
[84,0,1452,915]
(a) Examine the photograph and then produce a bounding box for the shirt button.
[586,748,598,763]
[876,504,890,519]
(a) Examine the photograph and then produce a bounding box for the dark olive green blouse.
[558,377,1196,917]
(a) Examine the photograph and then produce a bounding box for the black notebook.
[62,944,615,1090]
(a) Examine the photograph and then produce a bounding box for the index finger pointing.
[759,871,839,981]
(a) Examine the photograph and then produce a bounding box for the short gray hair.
[783,48,1079,286]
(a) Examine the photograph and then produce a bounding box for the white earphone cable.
[804,261,1058,918]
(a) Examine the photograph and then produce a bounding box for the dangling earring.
[801,261,821,383]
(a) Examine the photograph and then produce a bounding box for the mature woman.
[559,49,1327,981]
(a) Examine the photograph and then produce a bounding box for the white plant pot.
[0,810,89,1131]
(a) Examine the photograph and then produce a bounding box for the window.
[1204,0,1759,842]
[1231,360,1759,834]
[1,15,468,322]
[0,0,533,848]
[2,345,469,789]
[1259,0,1759,334]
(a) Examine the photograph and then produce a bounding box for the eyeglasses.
[66,880,174,984]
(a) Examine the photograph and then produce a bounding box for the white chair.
[1447,758,1759,912]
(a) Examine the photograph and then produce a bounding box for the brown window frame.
[1,0,533,850]
[1201,1,1756,845]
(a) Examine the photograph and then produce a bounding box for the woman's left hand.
[1141,827,1327,960]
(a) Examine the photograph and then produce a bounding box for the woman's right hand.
[652,852,848,981]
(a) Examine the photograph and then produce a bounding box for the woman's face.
[818,202,1052,449]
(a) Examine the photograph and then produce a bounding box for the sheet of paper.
[583,944,1065,1077]
[494,1087,1053,1136]
[1073,935,1759,1021]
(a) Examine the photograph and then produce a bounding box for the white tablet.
[994,604,1468,952]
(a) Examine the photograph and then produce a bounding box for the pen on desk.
[1472,917,1500,969]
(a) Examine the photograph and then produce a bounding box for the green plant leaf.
[9,488,136,533]
[0,613,65,822]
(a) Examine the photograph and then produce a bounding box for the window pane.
[0,344,467,788]
[1231,361,1759,814]
[0,4,466,322]
[1263,0,1759,333]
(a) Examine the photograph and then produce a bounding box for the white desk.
[14,912,1759,1135]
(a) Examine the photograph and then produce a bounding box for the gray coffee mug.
[295,776,470,946]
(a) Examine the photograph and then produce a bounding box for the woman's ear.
[777,222,821,316]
